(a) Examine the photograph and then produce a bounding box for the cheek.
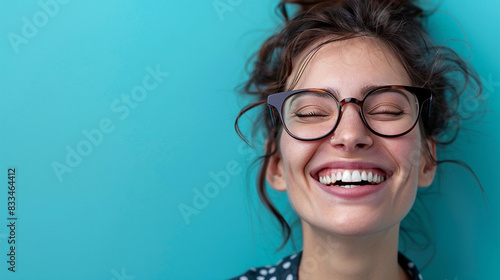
[279,134,317,173]
[388,133,423,172]
[384,135,423,220]
[279,135,318,198]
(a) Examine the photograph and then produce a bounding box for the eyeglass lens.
[281,88,420,139]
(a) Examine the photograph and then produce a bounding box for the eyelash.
[370,109,404,115]
[295,111,328,117]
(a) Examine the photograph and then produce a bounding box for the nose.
[329,102,374,151]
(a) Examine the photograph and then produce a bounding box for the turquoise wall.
[0,1,498,279]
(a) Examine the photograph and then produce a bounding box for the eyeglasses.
[267,85,432,141]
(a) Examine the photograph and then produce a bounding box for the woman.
[231,0,481,279]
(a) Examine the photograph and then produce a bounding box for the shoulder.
[227,252,301,280]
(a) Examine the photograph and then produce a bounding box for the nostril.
[329,129,373,151]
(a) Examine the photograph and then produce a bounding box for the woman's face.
[267,37,436,238]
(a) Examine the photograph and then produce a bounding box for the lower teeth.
[337,185,362,189]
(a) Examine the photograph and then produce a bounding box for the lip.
[310,161,392,199]
[314,178,387,199]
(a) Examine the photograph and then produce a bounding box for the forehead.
[288,36,411,91]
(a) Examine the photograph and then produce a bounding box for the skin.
[266,37,437,280]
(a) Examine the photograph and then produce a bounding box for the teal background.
[0,0,498,279]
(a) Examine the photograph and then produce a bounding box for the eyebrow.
[287,89,331,105]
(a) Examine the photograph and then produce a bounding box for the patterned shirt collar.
[230,251,423,280]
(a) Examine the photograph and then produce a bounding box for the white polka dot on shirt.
[259,269,267,275]
[282,261,291,269]
[239,277,248,280]
[270,277,277,280]
[286,274,294,280]
[268,267,276,274]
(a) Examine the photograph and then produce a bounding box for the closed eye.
[369,109,404,116]
[295,111,329,118]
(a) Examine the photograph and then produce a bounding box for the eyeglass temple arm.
[268,105,277,127]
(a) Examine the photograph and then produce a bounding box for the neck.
[298,223,409,280]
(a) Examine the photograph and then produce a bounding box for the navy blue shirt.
[229,251,423,280]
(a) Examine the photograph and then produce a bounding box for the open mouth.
[317,170,387,189]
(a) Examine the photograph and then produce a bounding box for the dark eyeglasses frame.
[267,85,433,141]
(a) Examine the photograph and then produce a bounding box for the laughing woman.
[231,0,482,279]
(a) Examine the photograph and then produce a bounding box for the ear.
[418,139,437,187]
[265,141,287,192]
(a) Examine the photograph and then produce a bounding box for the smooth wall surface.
[0,1,498,279]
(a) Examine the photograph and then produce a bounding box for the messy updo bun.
[235,0,482,249]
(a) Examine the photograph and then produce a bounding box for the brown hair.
[235,0,482,249]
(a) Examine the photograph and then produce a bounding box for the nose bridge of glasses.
[339,97,363,112]
[336,97,366,130]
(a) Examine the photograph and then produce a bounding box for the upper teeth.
[319,170,385,185]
